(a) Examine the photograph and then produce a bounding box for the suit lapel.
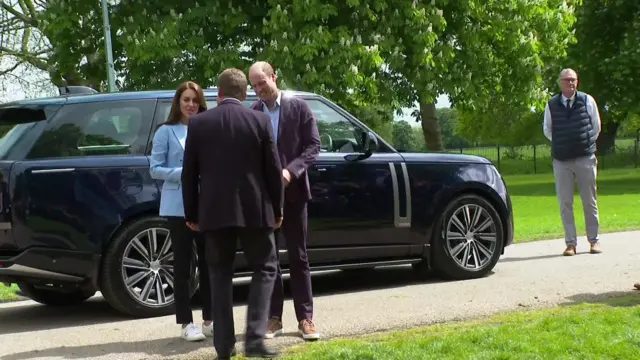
[278,95,289,143]
[168,125,185,150]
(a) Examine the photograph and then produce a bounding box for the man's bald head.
[249,61,275,77]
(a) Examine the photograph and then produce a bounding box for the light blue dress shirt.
[261,91,281,144]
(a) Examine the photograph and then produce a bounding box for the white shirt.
[542,92,601,141]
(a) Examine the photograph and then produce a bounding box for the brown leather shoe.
[298,319,320,341]
[590,242,602,254]
[634,283,640,290]
[563,246,576,256]
[264,317,282,339]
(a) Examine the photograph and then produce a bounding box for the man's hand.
[275,217,283,229]
[282,169,291,185]
[186,222,200,232]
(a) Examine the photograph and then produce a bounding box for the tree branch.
[0,45,49,71]
[0,60,23,76]
[0,2,36,27]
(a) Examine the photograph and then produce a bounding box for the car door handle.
[31,168,76,174]
[315,165,336,172]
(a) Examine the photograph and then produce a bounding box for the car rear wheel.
[100,216,199,318]
[430,194,504,280]
[17,283,95,306]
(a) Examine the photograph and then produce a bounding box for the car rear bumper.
[0,247,100,285]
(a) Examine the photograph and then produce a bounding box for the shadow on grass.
[560,290,640,308]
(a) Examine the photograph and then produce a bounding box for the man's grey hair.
[558,68,578,80]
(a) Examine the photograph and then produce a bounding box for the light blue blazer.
[150,123,188,217]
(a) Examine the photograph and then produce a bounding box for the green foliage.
[457,104,547,146]
[436,108,471,148]
[391,120,419,152]
[564,0,640,122]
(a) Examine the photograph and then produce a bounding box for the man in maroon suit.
[183,68,283,359]
[249,61,321,341]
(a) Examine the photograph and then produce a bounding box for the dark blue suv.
[0,86,514,317]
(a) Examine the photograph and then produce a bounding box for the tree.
[562,0,640,153]
[0,0,57,99]
[258,0,578,151]
[392,120,419,151]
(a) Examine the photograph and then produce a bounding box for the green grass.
[265,295,640,360]
[0,283,19,302]
[505,168,640,242]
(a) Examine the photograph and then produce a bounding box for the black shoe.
[217,348,237,359]
[245,342,279,358]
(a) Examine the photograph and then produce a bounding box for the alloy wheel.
[443,204,498,271]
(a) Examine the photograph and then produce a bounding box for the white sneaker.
[180,323,206,341]
[202,322,213,337]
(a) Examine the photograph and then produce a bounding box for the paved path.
[1,231,639,360]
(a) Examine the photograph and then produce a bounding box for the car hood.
[398,152,492,164]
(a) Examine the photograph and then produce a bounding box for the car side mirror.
[362,131,378,154]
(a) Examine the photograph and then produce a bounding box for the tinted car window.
[28,100,155,159]
[305,99,369,153]
[154,99,255,126]
[0,105,62,160]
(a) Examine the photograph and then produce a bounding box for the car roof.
[2,88,318,106]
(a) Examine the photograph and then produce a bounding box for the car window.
[305,99,367,153]
[27,100,155,159]
[154,99,256,126]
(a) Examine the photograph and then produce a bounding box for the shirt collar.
[262,91,281,110]
[220,97,243,105]
[561,92,575,103]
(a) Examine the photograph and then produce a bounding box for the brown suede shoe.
[563,246,576,256]
[298,319,320,341]
[590,242,602,254]
[264,317,282,339]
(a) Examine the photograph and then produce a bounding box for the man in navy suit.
[182,68,284,359]
[249,61,321,341]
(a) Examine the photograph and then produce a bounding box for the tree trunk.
[418,99,444,151]
[596,121,619,155]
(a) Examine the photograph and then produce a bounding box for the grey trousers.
[552,154,600,246]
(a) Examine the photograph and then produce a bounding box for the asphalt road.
[1,231,639,360]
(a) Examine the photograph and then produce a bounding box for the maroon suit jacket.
[251,94,321,203]
[182,99,284,231]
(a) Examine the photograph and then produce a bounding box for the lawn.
[0,283,19,302]
[505,168,640,242]
[270,294,640,360]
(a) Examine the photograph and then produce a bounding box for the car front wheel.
[430,194,504,280]
[100,216,199,318]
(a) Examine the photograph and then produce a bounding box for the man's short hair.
[218,68,247,100]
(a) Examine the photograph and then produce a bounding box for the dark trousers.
[205,227,278,355]
[269,200,313,322]
[167,216,212,324]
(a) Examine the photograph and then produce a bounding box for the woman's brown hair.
[164,81,207,125]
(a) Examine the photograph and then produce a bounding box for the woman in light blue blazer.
[150,81,212,342]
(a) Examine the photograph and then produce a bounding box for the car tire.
[100,216,198,318]
[430,194,504,280]
[17,283,95,306]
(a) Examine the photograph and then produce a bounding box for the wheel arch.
[97,206,166,290]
